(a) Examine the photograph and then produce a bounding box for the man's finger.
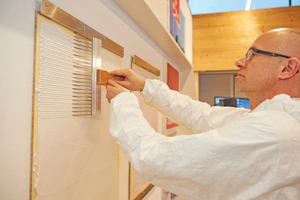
[109,69,128,77]
[114,79,129,88]
[108,79,118,87]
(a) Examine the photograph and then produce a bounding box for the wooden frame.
[31,2,123,198]
[132,55,160,76]
[129,55,160,200]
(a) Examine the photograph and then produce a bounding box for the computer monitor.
[214,97,250,109]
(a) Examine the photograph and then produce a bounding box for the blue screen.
[236,98,250,109]
[214,97,250,109]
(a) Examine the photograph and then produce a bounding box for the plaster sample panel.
[33,14,120,200]
[130,63,159,199]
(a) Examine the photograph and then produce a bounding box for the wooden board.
[129,58,160,200]
[193,6,300,71]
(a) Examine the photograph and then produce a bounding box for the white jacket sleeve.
[110,92,298,200]
[141,79,250,133]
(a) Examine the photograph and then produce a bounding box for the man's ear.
[278,57,300,80]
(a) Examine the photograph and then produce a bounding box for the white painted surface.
[0,0,35,199]
[139,0,193,66]
[112,0,192,69]
[36,43,120,199]
[0,0,194,199]
[145,0,169,30]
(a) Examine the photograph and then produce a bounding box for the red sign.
[167,63,179,91]
[167,118,178,129]
[172,0,180,26]
[166,63,179,129]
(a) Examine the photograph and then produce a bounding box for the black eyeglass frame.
[246,48,299,73]
[246,48,291,61]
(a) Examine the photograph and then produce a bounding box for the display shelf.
[113,0,192,68]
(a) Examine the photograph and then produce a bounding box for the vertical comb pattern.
[38,22,92,118]
[72,36,92,116]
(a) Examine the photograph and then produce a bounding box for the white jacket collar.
[252,94,300,123]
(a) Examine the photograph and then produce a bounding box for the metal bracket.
[92,38,102,116]
[39,0,124,57]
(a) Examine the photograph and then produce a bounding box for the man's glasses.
[246,48,291,61]
[245,48,298,73]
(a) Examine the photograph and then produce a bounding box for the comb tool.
[38,23,123,117]
[73,38,124,116]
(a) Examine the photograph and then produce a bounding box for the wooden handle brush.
[97,69,125,85]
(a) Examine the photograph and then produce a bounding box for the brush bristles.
[72,35,92,116]
[38,22,93,118]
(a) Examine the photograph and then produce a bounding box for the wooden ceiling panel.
[193,6,300,71]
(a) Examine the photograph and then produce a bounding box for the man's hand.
[106,79,128,103]
[109,68,146,92]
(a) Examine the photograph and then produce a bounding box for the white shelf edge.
[113,0,192,68]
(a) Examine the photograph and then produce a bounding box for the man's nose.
[235,57,247,69]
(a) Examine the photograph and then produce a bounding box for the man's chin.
[235,83,245,94]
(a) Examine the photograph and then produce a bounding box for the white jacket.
[110,79,300,200]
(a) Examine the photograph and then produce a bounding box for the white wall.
[0,0,36,199]
[145,0,169,30]
[0,0,195,199]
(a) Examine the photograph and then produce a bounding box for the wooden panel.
[132,55,160,76]
[193,6,300,71]
[129,63,158,200]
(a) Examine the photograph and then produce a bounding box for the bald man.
[106,28,300,199]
